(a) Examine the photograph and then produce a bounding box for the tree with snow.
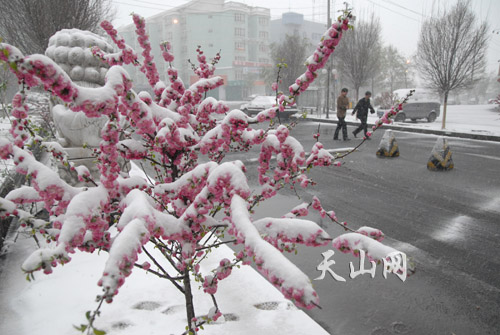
[0,9,409,334]
[416,0,489,129]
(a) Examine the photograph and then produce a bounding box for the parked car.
[376,88,441,122]
[240,96,299,119]
[377,101,441,122]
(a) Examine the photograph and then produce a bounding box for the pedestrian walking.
[334,88,350,141]
[352,91,375,139]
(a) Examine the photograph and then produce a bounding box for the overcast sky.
[112,0,500,74]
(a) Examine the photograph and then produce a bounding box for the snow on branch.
[118,189,188,240]
[21,185,110,274]
[252,217,330,250]
[332,232,397,262]
[11,146,81,214]
[99,218,150,303]
[230,195,319,309]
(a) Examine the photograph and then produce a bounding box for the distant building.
[270,12,328,111]
[270,12,326,49]
[118,0,272,100]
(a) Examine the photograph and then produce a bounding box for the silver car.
[377,89,441,122]
[377,101,441,122]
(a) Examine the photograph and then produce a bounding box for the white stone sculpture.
[45,29,116,179]
[45,29,114,162]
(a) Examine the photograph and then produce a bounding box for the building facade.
[270,12,328,110]
[118,0,271,100]
[270,12,326,50]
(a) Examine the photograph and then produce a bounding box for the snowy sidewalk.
[0,162,330,335]
[304,104,500,141]
[0,228,329,335]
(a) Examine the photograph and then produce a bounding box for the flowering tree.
[0,9,409,334]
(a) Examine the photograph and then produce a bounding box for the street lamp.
[322,68,328,116]
[405,59,410,88]
[332,68,337,111]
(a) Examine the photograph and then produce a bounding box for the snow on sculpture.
[0,8,412,334]
[45,29,114,171]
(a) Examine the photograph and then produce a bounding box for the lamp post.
[332,68,337,111]
[405,59,410,88]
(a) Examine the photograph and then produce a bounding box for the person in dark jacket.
[334,88,350,141]
[352,91,375,139]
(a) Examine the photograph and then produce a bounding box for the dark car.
[378,101,441,122]
[376,89,441,123]
[377,101,441,122]
[240,96,299,119]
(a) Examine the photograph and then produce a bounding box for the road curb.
[301,117,500,142]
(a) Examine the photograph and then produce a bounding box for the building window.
[235,69,244,80]
[259,31,268,39]
[258,17,268,25]
[258,58,269,64]
[234,13,245,23]
[209,43,214,48]
[208,28,213,33]
[258,43,268,52]
[235,28,245,37]
[235,41,245,51]
[208,15,213,19]
[235,56,246,61]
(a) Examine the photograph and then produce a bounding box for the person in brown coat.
[334,88,350,141]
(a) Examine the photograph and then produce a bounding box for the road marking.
[462,152,500,161]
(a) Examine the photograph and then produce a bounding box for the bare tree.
[335,14,382,101]
[265,33,311,94]
[0,0,115,54]
[416,0,488,129]
[380,45,410,93]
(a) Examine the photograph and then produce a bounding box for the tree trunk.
[183,269,196,334]
[442,91,449,129]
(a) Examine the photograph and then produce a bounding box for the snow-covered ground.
[1,102,499,335]
[308,104,500,137]
[0,160,328,335]
[0,230,328,335]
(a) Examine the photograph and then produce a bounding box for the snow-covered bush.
[0,9,406,334]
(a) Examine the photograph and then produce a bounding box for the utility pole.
[325,0,331,118]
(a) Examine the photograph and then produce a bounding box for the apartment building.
[118,0,271,100]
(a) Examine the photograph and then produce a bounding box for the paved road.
[242,121,500,335]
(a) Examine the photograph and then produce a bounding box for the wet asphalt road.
[238,121,500,335]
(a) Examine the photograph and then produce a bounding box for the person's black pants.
[334,116,348,140]
[353,115,368,136]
